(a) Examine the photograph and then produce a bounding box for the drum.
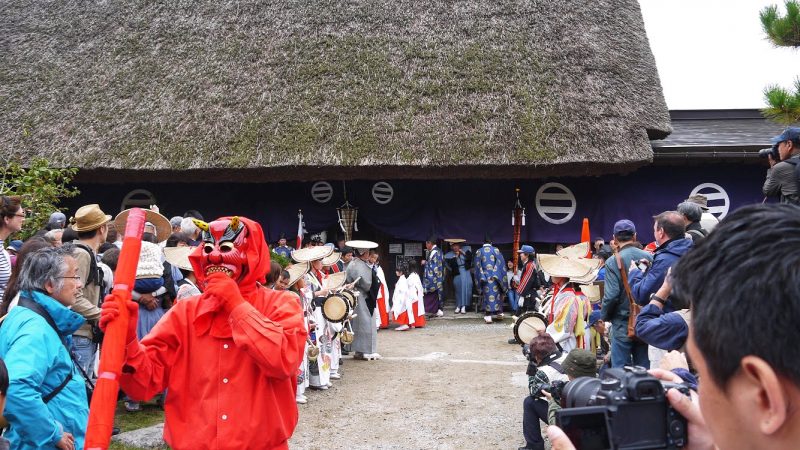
[307,341,320,362]
[340,289,357,309]
[322,293,350,323]
[513,312,548,345]
[340,329,355,344]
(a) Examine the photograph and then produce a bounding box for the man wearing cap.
[685,194,719,232]
[422,235,444,317]
[274,233,293,259]
[763,127,800,205]
[516,245,541,313]
[601,219,652,369]
[68,204,112,376]
[542,349,599,427]
[676,201,707,244]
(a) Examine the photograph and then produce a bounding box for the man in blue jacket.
[629,211,692,306]
[0,246,88,450]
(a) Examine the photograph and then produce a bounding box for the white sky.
[639,0,800,110]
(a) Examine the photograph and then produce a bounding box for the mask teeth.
[205,266,233,276]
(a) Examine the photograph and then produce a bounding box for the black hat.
[484,233,492,243]
[426,233,438,243]
[279,232,287,240]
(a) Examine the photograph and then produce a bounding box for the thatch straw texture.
[0,0,670,179]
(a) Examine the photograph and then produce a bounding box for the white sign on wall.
[372,182,394,204]
[689,183,730,219]
[535,182,576,225]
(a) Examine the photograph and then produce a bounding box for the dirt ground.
[289,314,532,449]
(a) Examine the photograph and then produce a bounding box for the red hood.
[189,216,270,294]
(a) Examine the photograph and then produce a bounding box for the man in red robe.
[100,216,307,449]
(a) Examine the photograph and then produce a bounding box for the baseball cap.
[48,212,67,227]
[562,349,597,378]
[771,127,800,144]
[585,310,603,328]
[8,240,23,253]
[517,244,535,254]
[612,219,636,236]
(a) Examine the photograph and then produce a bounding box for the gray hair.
[180,217,198,237]
[677,201,703,223]
[18,245,75,294]
[43,228,63,244]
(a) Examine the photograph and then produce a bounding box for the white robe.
[374,265,390,327]
[391,275,414,325]
[408,272,426,317]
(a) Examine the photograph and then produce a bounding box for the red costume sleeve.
[228,291,306,379]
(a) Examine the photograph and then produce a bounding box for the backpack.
[73,243,107,343]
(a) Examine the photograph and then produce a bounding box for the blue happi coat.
[274,245,293,259]
[474,244,506,313]
[423,245,444,300]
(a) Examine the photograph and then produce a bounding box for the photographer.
[541,349,598,426]
[520,334,568,450]
[763,127,800,205]
[547,204,800,450]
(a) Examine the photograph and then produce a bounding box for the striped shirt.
[0,246,11,302]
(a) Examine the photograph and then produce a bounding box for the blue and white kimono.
[445,247,473,310]
[274,245,293,259]
[423,245,444,313]
[474,244,506,313]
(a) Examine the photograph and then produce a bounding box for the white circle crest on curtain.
[311,181,333,203]
[690,183,730,218]
[120,189,156,213]
[535,182,576,225]
[372,182,394,204]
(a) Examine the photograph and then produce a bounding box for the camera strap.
[614,249,640,340]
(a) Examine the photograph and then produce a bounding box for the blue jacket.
[634,304,689,351]
[0,290,87,449]
[629,238,693,306]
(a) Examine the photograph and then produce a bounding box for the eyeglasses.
[13,210,32,219]
[59,276,82,281]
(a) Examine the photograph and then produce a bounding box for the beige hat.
[324,271,347,290]
[164,246,196,272]
[292,245,334,263]
[115,208,172,243]
[286,262,309,287]
[556,242,590,260]
[345,240,378,249]
[537,254,595,280]
[322,251,341,267]
[579,283,603,303]
[70,204,112,232]
[444,238,466,244]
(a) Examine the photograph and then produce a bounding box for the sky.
[639,0,800,110]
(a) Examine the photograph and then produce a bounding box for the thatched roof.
[0,0,671,181]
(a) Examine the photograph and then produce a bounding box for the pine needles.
[761,2,800,124]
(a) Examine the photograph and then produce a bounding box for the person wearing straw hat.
[164,246,201,301]
[538,247,597,353]
[276,262,313,405]
[345,240,381,360]
[444,239,473,315]
[68,203,112,378]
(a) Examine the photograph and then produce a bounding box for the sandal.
[353,352,368,360]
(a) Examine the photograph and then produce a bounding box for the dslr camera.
[759,144,780,161]
[532,379,567,403]
[555,366,689,450]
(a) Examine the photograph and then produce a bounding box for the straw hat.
[345,240,378,249]
[444,238,466,244]
[164,246,196,272]
[324,271,347,290]
[537,254,595,279]
[70,204,112,232]
[115,208,172,243]
[579,283,603,303]
[322,251,341,267]
[292,245,334,262]
[556,242,590,260]
[286,262,309,287]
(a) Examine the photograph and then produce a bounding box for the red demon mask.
[189,216,271,293]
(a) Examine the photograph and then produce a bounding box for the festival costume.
[422,245,444,314]
[546,285,589,353]
[303,269,333,388]
[117,217,307,450]
[475,243,506,314]
[346,257,377,354]
[392,273,427,328]
[446,249,474,311]
[274,244,293,259]
[374,264,390,329]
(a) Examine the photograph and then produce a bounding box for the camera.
[533,379,566,403]
[759,145,780,161]
[556,366,689,450]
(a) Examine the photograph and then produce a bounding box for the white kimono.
[391,275,414,326]
[408,272,426,317]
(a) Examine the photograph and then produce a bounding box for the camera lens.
[561,377,602,408]
[759,148,773,158]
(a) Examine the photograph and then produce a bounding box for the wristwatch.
[649,293,666,306]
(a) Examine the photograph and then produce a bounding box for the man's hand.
[204,272,245,314]
[659,350,689,371]
[768,153,777,168]
[139,293,158,311]
[421,259,426,266]
[99,295,139,344]
[546,426,576,450]
[649,369,715,450]
[55,431,75,450]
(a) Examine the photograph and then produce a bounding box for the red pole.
[84,208,145,450]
